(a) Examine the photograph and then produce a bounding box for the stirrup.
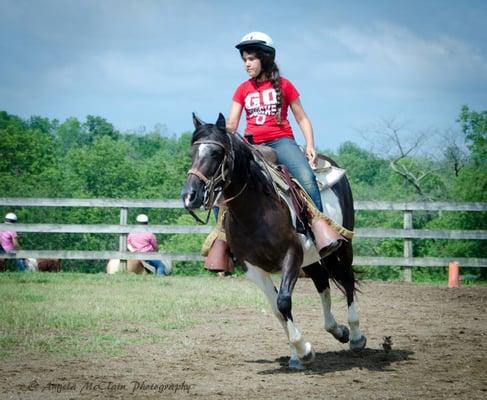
[319,240,344,258]
[311,218,346,258]
[204,239,234,273]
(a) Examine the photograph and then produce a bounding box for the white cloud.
[2,1,486,148]
[323,22,487,90]
[43,45,236,97]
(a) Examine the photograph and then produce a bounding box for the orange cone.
[448,261,460,288]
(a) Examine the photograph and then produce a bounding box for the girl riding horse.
[206,32,345,269]
[182,113,366,369]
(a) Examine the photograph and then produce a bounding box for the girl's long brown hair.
[244,47,282,124]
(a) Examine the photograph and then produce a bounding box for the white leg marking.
[286,319,310,359]
[320,288,340,335]
[246,263,313,364]
[245,264,288,334]
[348,302,363,342]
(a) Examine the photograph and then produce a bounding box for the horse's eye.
[210,148,221,157]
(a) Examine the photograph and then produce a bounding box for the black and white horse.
[181,113,366,369]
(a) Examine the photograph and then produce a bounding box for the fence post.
[403,210,413,282]
[119,207,128,271]
[448,261,460,288]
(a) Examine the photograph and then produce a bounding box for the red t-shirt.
[232,77,300,144]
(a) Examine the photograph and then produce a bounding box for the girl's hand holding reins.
[306,145,318,169]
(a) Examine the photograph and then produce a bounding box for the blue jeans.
[0,247,26,271]
[145,259,168,276]
[264,137,323,211]
[17,258,26,271]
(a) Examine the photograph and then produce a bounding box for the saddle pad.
[248,146,353,239]
[256,149,346,192]
[311,155,346,190]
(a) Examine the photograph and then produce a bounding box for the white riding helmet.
[235,31,275,60]
[5,212,17,222]
[136,214,149,224]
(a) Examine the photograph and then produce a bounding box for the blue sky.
[1,0,486,150]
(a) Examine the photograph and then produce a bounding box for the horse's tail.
[322,241,361,295]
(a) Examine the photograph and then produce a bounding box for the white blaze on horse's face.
[197,143,213,159]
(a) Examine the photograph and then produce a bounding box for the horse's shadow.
[248,348,415,375]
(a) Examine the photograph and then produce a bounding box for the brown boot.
[311,218,346,258]
[204,239,234,273]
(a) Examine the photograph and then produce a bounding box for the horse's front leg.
[278,246,315,367]
[245,263,312,369]
[244,265,291,354]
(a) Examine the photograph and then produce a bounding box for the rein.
[186,134,247,224]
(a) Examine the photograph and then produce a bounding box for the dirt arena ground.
[1,280,486,400]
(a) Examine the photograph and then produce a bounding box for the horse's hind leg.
[278,247,315,366]
[303,262,350,344]
[325,245,367,351]
[245,264,313,369]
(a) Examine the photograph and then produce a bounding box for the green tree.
[458,105,487,166]
[65,136,139,198]
[55,117,90,152]
[84,115,120,142]
[0,114,56,179]
[27,115,58,135]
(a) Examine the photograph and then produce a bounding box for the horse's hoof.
[334,324,350,343]
[326,324,350,343]
[288,357,305,370]
[350,335,367,351]
[298,342,315,365]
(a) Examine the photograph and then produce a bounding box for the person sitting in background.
[0,213,27,271]
[127,214,170,276]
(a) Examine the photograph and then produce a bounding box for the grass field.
[1,270,482,362]
[1,271,331,362]
[0,272,272,360]
[2,272,486,399]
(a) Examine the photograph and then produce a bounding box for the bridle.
[186,135,247,224]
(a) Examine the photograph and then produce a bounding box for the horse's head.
[181,113,233,211]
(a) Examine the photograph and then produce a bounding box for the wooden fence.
[1,198,486,281]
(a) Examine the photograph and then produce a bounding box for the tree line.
[0,107,485,279]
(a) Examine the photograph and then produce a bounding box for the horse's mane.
[192,122,277,197]
[229,134,276,196]
[192,124,220,143]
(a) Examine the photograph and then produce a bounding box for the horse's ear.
[192,113,204,128]
[215,113,226,132]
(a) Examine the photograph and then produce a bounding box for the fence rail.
[3,224,486,240]
[1,197,486,211]
[1,198,486,281]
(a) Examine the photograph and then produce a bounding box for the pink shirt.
[127,232,158,252]
[0,230,17,252]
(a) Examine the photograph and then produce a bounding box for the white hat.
[136,214,149,223]
[5,212,17,222]
[236,31,274,49]
[235,31,275,60]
